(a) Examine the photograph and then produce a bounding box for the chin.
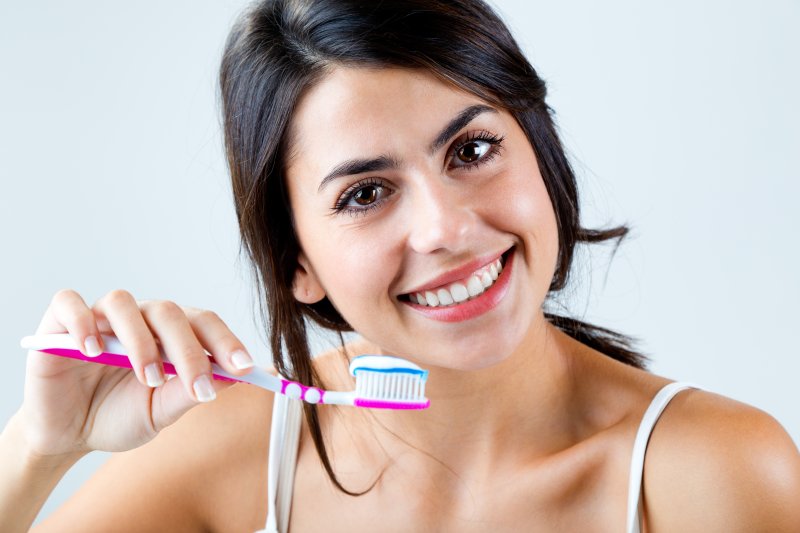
[405,336,520,373]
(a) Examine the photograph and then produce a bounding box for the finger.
[183,307,254,375]
[36,289,104,357]
[150,369,235,432]
[93,289,164,388]
[139,300,216,403]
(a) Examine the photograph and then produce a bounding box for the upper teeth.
[409,257,504,307]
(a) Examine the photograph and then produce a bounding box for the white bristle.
[340,355,430,407]
[353,369,427,402]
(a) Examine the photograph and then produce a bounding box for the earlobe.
[293,252,326,304]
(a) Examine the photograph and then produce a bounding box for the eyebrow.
[317,155,399,193]
[428,104,497,154]
[317,104,497,193]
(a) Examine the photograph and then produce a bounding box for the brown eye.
[353,185,378,205]
[456,140,491,164]
[333,179,395,216]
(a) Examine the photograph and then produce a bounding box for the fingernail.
[144,363,164,388]
[84,336,102,357]
[231,350,254,370]
[193,375,216,402]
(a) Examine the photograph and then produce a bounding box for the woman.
[2,0,798,531]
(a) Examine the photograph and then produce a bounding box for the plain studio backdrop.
[1,0,797,524]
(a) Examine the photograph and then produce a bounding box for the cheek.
[288,183,401,326]
[491,157,560,277]
[489,154,557,233]
[300,222,399,317]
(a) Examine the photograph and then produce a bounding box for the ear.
[292,252,326,304]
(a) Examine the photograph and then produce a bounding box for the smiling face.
[284,67,559,371]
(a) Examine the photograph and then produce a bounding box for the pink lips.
[402,248,514,323]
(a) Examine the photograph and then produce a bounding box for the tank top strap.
[257,393,303,533]
[257,380,703,532]
[625,381,703,533]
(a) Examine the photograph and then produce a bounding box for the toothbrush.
[20,333,430,410]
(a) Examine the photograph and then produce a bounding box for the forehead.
[284,67,487,178]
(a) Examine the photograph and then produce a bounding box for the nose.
[405,178,477,254]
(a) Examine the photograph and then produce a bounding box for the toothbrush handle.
[20,333,284,394]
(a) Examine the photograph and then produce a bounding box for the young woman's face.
[284,67,559,370]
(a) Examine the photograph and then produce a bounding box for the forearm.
[0,410,85,533]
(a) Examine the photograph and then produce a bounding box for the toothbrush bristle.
[353,370,429,409]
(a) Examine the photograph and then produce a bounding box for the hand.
[19,289,255,458]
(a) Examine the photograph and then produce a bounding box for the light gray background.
[1,0,797,524]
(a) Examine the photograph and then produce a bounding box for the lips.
[405,255,504,308]
[399,247,515,322]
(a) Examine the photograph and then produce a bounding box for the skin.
[1,67,798,532]
[287,67,557,375]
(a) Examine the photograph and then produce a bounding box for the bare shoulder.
[643,387,800,532]
[36,381,274,533]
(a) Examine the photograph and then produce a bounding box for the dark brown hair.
[219,0,649,494]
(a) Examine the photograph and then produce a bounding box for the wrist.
[5,410,87,474]
[0,411,87,532]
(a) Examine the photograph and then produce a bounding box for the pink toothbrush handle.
[36,347,241,383]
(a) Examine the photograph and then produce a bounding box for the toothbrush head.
[349,355,430,410]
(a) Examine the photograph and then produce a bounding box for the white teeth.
[466,276,484,297]
[407,253,508,308]
[450,282,469,303]
[437,288,454,306]
[425,291,439,306]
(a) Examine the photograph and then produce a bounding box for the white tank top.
[257,381,701,533]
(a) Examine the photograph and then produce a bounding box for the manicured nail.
[231,350,254,370]
[84,336,102,357]
[193,375,216,402]
[144,363,164,387]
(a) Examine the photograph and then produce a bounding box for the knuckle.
[149,300,184,322]
[73,311,97,333]
[131,339,160,361]
[223,330,242,344]
[182,305,201,316]
[104,289,134,307]
[171,345,210,367]
[52,288,79,304]
[119,332,159,362]
[217,336,250,371]
[196,309,221,324]
[219,333,242,352]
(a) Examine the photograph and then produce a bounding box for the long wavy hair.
[219,0,649,494]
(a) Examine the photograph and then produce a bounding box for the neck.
[364,312,583,474]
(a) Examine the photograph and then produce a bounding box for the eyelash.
[331,130,505,217]
[450,130,505,171]
[331,177,388,218]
